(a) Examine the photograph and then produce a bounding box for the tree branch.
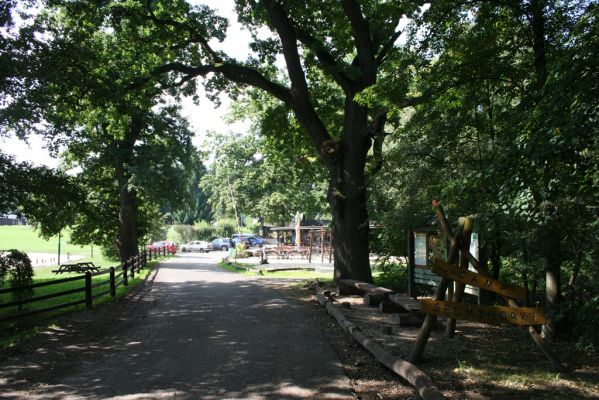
[294,26,353,92]
[340,0,376,87]
[262,0,334,164]
[369,108,388,174]
[131,61,293,106]
[144,0,222,62]
[376,28,403,65]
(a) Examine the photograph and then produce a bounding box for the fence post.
[109,267,116,297]
[85,271,93,310]
[130,257,135,279]
[143,250,147,268]
[163,246,166,257]
[123,262,129,287]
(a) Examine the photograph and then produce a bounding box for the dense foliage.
[0,250,34,306]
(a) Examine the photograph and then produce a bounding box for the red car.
[145,241,177,254]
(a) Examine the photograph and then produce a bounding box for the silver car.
[180,240,213,253]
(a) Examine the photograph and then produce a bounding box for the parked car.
[145,241,177,254]
[211,238,234,251]
[180,240,212,253]
[231,234,265,247]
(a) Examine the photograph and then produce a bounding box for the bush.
[194,220,214,240]
[234,243,248,258]
[214,218,237,238]
[0,250,34,308]
[167,224,196,243]
[101,243,120,261]
[373,258,408,292]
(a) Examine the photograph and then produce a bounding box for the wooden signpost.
[411,200,561,371]
[426,258,543,325]
[421,299,545,326]
[432,259,528,301]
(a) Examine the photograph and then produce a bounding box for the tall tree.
[127,0,428,282]
[1,2,196,260]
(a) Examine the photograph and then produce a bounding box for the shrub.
[167,224,196,243]
[234,243,248,258]
[0,250,34,308]
[373,258,408,292]
[214,218,237,238]
[101,243,120,261]
[194,220,214,240]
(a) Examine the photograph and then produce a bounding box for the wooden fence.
[0,251,157,323]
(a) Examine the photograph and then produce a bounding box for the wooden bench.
[52,262,100,274]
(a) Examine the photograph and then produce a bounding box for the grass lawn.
[0,225,95,255]
[217,260,335,282]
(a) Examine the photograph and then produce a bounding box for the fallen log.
[388,294,420,313]
[263,267,316,272]
[338,279,395,297]
[313,282,445,400]
[378,301,406,314]
[392,312,426,327]
[364,293,385,307]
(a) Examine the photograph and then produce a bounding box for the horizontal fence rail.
[0,250,155,324]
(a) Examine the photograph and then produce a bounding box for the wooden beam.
[313,282,445,400]
[421,299,545,326]
[433,258,527,301]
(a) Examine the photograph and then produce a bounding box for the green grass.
[217,261,334,281]
[0,225,94,254]
[0,225,114,267]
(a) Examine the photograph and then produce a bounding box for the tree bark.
[114,118,143,262]
[330,99,373,283]
[541,219,561,342]
[444,217,473,338]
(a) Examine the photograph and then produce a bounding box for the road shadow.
[0,258,352,399]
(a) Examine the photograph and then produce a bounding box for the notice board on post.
[408,227,480,299]
[408,227,442,298]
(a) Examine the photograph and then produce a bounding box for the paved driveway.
[0,254,352,399]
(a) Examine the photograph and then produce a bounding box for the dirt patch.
[278,282,599,400]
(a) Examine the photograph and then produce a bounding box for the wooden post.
[445,217,473,337]
[123,262,129,287]
[408,228,416,299]
[328,229,333,263]
[85,271,93,310]
[109,267,116,297]
[308,231,313,263]
[130,257,135,279]
[143,250,147,267]
[410,202,465,363]
[320,229,325,263]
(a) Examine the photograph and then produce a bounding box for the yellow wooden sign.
[432,258,527,301]
[421,299,545,326]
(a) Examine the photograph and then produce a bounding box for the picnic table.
[265,245,310,259]
[52,262,100,274]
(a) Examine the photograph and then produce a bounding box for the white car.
[180,240,213,253]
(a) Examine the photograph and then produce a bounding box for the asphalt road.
[1,254,352,399]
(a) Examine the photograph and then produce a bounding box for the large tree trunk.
[541,218,561,342]
[115,161,139,262]
[330,99,373,283]
[114,118,143,262]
